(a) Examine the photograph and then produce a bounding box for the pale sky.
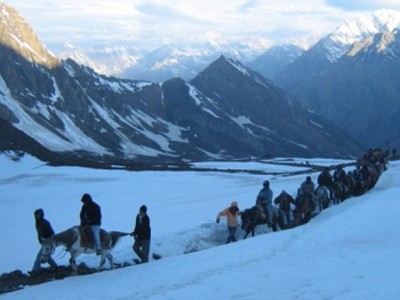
[5,0,400,50]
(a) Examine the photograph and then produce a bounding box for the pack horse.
[41,226,129,271]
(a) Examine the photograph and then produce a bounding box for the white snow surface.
[1,154,400,299]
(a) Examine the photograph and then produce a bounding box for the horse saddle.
[79,226,111,249]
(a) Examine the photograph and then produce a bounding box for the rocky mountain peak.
[348,30,398,57]
[0,2,59,68]
[326,9,400,62]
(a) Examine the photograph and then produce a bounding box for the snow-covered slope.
[0,154,399,299]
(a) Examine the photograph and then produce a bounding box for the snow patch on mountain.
[187,83,220,119]
[0,75,83,152]
[326,9,400,62]
[229,115,274,136]
[224,57,250,77]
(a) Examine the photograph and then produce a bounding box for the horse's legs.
[106,252,114,269]
[243,231,249,239]
[243,224,253,239]
[69,253,78,272]
[98,251,107,270]
[304,212,312,223]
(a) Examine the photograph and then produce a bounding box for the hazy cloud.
[5,0,400,51]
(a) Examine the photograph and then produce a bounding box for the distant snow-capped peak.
[326,9,400,62]
[57,42,143,76]
[55,39,270,82]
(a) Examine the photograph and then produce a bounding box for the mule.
[314,185,331,211]
[42,226,129,272]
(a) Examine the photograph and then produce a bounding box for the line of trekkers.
[217,148,389,244]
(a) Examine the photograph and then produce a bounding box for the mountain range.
[273,10,400,150]
[57,40,270,83]
[0,3,363,166]
[55,10,400,150]
[293,29,400,149]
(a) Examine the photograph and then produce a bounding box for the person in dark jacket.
[318,168,333,187]
[80,193,102,255]
[274,190,296,228]
[333,165,346,183]
[318,168,333,198]
[256,180,273,227]
[131,205,151,263]
[31,209,57,274]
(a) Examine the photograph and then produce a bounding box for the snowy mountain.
[57,42,143,77]
[274,9,400,93]
[294,29,400,149]
[0,3,363,165]
[326,9,400,62]
[57,40,269,82]
[269,9,400,150]
[246,43,306,80]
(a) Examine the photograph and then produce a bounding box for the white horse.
[41,226,129,272]
[314,185,331,212]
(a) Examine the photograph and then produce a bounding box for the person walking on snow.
[216,201,240,244]
[131,205,151,263]
[80,193,102,255]
[31,209,58,275]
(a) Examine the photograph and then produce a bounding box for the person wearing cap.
[80,193,102,255]
[131,205,151,263]
[216,201,240,244]
[256,180,273,227]
[30,209,58,275]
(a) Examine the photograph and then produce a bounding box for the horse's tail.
[110,231,130,248]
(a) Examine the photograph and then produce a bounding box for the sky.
[5,0,400,51]
[1,153,400,299]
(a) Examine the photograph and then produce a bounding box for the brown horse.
[241,205,268,239]
[293,194,315,225]
[332,181,345,204]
